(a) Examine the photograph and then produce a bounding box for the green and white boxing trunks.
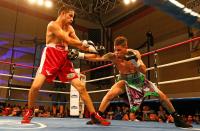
[118,72,159,113]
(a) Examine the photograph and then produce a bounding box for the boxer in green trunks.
[77,35,192,128]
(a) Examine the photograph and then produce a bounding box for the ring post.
[79,73,86,118]
[153,52,159,86]
[70,68,80,117]
[7,64,15,100]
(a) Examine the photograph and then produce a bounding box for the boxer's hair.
[58,6,75,15]
[114,35,128,47]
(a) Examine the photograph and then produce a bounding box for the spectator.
[157,106,167,122]
[114,106,123,120]
[50,77,67,117]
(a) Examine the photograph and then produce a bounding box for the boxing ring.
[0,117,200,131]
[0,37,200,130]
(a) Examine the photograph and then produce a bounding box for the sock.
[171,112,178,116]
[98,111,104,117]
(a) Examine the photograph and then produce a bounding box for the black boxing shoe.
[172,112,192,128]
[86,120,94,125]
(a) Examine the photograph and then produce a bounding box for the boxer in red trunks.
[21,6,110,126]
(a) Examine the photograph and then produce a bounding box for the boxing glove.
[67,49,85,60]
[124,51,140,67]
[82,40,98,54]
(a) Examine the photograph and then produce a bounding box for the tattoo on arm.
[102,52,115,60]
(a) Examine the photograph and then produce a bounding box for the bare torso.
[46,22,62,45]
[46,21,72,46]
[112,54,137,75]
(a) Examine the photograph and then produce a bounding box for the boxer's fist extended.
[82,40,98,54]
[95,45,105,56]
[124,51,140,67]
[81,40,90,48]
[67,49,85,60]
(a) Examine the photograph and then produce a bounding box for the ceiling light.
[44,0,53,8]
[28,0,36,4]
[37,0,44,6]
[123,0,130,5]
[131,0,137,2]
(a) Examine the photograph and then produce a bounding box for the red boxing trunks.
[37,43,78,82]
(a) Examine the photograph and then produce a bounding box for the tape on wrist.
[78,52,85,59]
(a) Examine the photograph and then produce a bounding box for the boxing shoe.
[21,109,33,124]
[172,112,192,128]
[87,112,111,126]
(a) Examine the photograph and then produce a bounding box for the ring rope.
[86,75,115,83]
[0,98,69,104]
[0,56,199,94]
[1,56,199,84]
[88,89,110,93]
[81,36,200,74]
[0,73,34,79]
[0,38,199,96]
[158,76,200,85]
[86,56,200,82]
[0,37,199,74]
[146,56,200,71]
[142,36,200,56]
[0,60,37,69]
[0,73,70,84]
[0,97,103,104]
[81,63,113,74]
[0,75,199,95]
[0,85,70,94]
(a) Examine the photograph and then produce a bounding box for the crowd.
[0,103,199,125]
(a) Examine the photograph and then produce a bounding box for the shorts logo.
[71,106,78,109]
[71,94,78,98]
[46,70,52,76]
[67,73,75,79]
[143,87,150,92]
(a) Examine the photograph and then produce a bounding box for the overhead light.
[44,0,53,8]
[131,0,137,2]
[123,0,131,5]
[28,0,36,4]
[37,0,44,6]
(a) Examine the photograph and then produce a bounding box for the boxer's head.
[58,6,75,25]
[114,36,128,58]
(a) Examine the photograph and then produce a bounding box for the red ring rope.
[81,36,200,74]
[0,36,199,72]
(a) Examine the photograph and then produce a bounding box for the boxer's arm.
[84,52,114,62]
[68,27,87,50]
[48,23,82,47]
[63,26,98,53]
[132,50,146,74]
[69,25,80,40]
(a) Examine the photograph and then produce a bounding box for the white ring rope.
[0,73,69,83]
[0,56,199,94]
[146,56,200,71]
[88,89,110,93]
[86,75,115,82]
[158,76,200,85]
[0,86,70,94]
[85,56,200,83]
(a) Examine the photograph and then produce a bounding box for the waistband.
[119,72,144,80]
[46,43,68,51]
